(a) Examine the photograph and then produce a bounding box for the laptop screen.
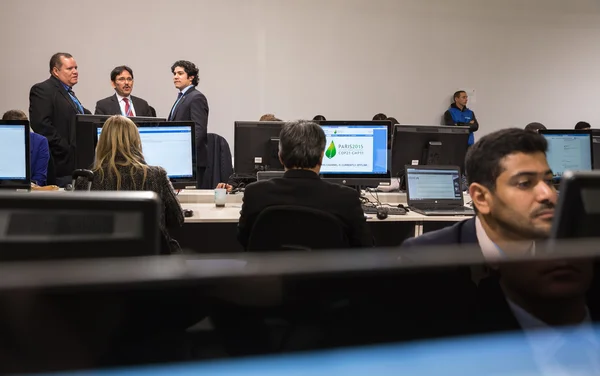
[406,167,462,201]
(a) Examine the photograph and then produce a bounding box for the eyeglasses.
[116,77,133,83]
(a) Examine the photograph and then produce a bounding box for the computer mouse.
[376,208,388,220]
[183,209,194,218]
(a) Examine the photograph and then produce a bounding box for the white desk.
[181,203,472,237]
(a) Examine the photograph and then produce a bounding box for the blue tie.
[67,90,84,114]
[170,92,184,120]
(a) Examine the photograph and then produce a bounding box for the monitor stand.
[423,141,443,165]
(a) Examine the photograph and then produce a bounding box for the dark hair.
[49,52,73,74]
[575,121,591,130]
[465,128,548,191]
[453,90,466,102]
[372,113,387,121]
[110,65,134,82]
[2,109,27,121]
[524,122,546,133]
[279,120,326,169]
[171,60,199,86]
[313,115,326,121]
[386,117,399,125]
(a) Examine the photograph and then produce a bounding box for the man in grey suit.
[95,66,154,117]
[168,60,209,188]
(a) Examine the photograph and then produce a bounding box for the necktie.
[123,97,133,117]
[68,90,84,114]
[169,92,184,120]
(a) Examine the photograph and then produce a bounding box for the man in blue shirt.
[444,90,479,146]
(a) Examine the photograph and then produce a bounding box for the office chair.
[246,205,349,251]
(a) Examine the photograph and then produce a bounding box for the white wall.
[1,0,600,147]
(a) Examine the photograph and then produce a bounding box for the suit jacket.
[237,169,374,249]
[74,165,184,254]
[94,94,153,117]
[168,86,209,168]
[30,132,50,186]
[402,217,478,248]
[29,76,90,177]
[202,133,233,189]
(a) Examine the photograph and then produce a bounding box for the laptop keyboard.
[362,205,407,216]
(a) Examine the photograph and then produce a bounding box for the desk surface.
[181,203,471,224]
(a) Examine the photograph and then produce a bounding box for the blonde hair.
[94,115,148,190]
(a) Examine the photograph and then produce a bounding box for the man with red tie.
[94,66,154,117]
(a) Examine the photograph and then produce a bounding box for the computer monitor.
[0,120,30,189]
[317,121,390,187]
[391,125,470,179]
[539,129,593,180]
[97,122,196,189]
[0,191,161,261]
[234,121,286,175]
[551,170,600,239]
[75,114,166,171]
[592,129,600,170]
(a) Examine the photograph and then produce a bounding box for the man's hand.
[470,120,475,124]
[216,183,233,192]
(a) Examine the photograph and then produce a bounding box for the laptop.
[405,165,474,216]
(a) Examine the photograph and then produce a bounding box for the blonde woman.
[75,115,184,253]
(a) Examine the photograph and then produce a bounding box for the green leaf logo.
[325,141,337,159]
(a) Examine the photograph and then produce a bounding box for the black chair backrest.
[247,205,349,251]
[202,133,233,189]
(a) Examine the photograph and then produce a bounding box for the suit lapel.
[170,87,194,120]
[111,94,122,115]
[53,78,79,114]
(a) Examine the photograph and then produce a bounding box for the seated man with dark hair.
[2,109,50,186]
[524,122,546,133]
[237,120,373,249]
[575,121,591,130]
[402,128,556,258]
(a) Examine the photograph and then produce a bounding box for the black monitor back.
[0,191,161,261]
[551,170,600,239]
[234,121,285,175]
[391,125,470,178]
[592,130,600,170]
[75,115,166,170]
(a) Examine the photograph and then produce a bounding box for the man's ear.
[318,151,324,166]
[278,151,283,167]
[111,80,117,90]
[469,182,492,215]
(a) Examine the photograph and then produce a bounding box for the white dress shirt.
[116,93,136,117]
[475,216,535,261]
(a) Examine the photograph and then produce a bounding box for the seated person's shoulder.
[401,220,465,248]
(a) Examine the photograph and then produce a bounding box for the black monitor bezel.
[233,121,286,175]
[97,121,196,188]
[391,124,470,178]
[551,170,600,239]
[315,120,392,185]
[0,120,31,190]
[539,129,594,175]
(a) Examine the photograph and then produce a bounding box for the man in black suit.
[29,52,90,187]
[402,128,557,259]
[94,65,154,117]
[237,120,373,249]
[168,60,209,188]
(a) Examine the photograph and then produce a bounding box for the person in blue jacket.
[444,90,479,146]
[2,110,50,186]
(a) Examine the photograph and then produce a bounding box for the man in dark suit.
[94,65,154,117]
[168,60,209,188]
[403,128,557,259]
[237,120,373,249]
[29,52,90,187]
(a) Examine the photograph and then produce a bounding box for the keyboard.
[362,205,407,216]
